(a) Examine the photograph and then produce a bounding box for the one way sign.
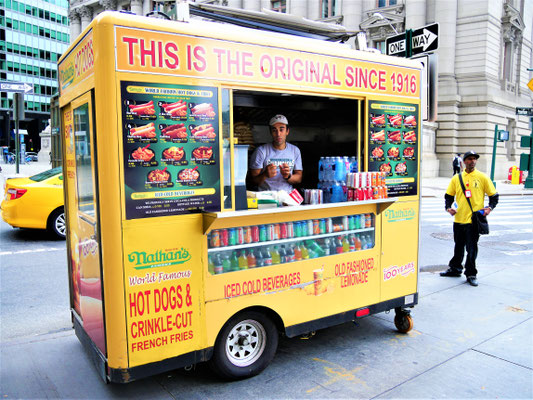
[386,23,439,57]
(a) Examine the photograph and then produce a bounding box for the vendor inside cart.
[249,114,303,192]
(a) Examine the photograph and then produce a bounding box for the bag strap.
[458,173,474,214]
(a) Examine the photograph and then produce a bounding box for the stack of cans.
[304,189,324,205]
[345,171,388,201]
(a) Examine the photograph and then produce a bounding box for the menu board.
[121,82,221,219]
[368,101,419,197]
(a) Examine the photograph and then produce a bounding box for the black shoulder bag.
[458,174,489,235]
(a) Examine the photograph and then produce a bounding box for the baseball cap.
[269,114,289,126]
[463,150,480,159]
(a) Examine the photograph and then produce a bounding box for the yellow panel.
[380,199,419,301]
[122,215,206,366]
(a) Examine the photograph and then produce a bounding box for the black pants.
[448,222,480,277]
[453,166,461,175]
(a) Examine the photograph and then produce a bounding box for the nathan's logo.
[384,207,415,223]
[60,62,75,88]
[127,247,191,270]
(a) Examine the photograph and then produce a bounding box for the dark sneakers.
[467,276,478,286]
[440,268,462,277]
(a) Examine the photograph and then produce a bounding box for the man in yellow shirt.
[440,150,499,286]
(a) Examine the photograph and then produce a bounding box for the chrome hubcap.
[225,319,266,367]
[56,213,66,236]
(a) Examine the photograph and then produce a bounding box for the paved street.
[0,164,532,398]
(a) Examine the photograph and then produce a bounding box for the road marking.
[0,247,65,256]
[501,249,533,256]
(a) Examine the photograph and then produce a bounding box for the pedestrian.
[452,153,463,175]
[440,150,499,286]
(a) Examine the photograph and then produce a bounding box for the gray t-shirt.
[250,143,302,192]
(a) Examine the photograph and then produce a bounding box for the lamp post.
[372,12,399,35]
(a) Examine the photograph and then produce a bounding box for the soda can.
[313,219,320,235]
[307,220,314,236]
[359,172,366,187]
[280,222,287,239]
[366,187,373,200]
[220,229,229,247]
[326,217,333,233]
[210,230,220,248]
[294,221,301,237]
[342,216,349,230]
[268,224,275,241]
[274,223,280,240]
[244,226,252,244]
[371,172,377,187]
[304,189,311,204]
[347,188,354,201]
[259,225,267,242]
[287,222,294,238]
[318,189,323,204]
[251,225,260,242]
[372,186,379,199]
[365,213,372,228]
[319,219,326,234]
[228,228,236,246]
[236,227,244,244]
[384,185,388,198]
[354,172,360,188]
[348,215,355,230]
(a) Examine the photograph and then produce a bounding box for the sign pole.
[525,119,533,189]
[13,93,23,174]
[490,124,498,187]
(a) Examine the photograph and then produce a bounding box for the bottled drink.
[336,237,344,254]
[238,251,248,270]
[271,246,281,265]
[325,157,333,181]
[318,157,325,181]
[230,251,239,270]
[354,234,362,251]
[343,156,351,179]
[247,250,256,268]
[294,243,302,261]
[323,238,331,256]
[342,236,350,253]
[348,234,356,252]
[305,240,325,258]
[262,247,272,266]
[214,254,223,274]
[349,156,358,173]
[331,182,343,203]
[287,245,295,262]
[360,235,367,250]
[208,256,215,274]
[334,157,345,181]
[279,246,287,263]
[301,242,310,259]
[329,238,337,255]
[255,249,264,267]
[259,225,267,242]
[222,254,232,272]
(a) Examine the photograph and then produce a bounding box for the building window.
[378,0,396,7]
[503,41,513,81]
[321,0,340,18]
[271,0,286,13]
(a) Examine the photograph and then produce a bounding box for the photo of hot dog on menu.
[190,123,216,140]
[160,123,187,141]
[190,103,215,117]
[403,130,417,143]
[370,114,386,127]
[128,100,155,116]
[129,122,157,139]
[161,100,188,117]
[387,114,403,127]
[370,129,386,144]
[404,115,417,128]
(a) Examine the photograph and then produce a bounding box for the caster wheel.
[394,313,413,333]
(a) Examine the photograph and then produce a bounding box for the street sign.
[0,81,34,94]
[528,78,533,92]
[386,23,439,57]
[516,107,533,116]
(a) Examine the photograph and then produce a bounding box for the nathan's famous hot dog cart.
[59,11,422,383]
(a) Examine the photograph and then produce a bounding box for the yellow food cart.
[58,11,422,383]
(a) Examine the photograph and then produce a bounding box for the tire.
[48,208,66,239]
[394,313,414,333]
[209,311,278,380]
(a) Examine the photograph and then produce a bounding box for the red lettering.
[242,51,253,76]
[260,54,273,78]
[165,42,179,69]
[139,39,156,67]
[122,37,138,65]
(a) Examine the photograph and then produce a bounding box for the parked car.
[25,152,39,162]
[1,167,65,239]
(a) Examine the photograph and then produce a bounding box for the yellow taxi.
[1,167,65,239]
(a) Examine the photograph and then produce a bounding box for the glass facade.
[0,0,69,114]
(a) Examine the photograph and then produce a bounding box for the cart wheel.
[394,313,414,333]
[209,311,278,380]
[48,208,66,239]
